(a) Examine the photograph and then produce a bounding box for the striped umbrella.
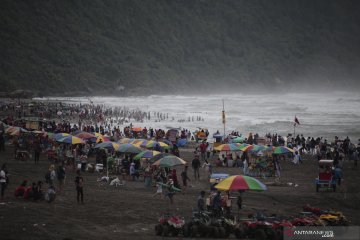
[214,143,242,152]
[145,140,170,149]
[131,139,147,147]
[152,155,187,167]
[215,175,267,191]
[117,143,142,154]
[133,150,161,160]
[273,146,294,154]
[231,136,246,143]
[94,133,110,143]
[76,132,96,139]
[57,136,85,145]
[237,143,249,149]
[6,126,28,136]
[94,142,119,150]
[52,133,70,140]
[241,144,266,152]
[160,139,174,148]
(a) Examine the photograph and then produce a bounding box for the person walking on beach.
[351,148,358,168]
[75,170,84,204]
[181,166,191,193]
[0,132,5,152]
[165,178,175,205]
[0,164,8,200]
[152,175,164,198]
[200,141,207,161]
[197,191,206,213]
[192,155,201,180]
[48,165,56,186]
[57,162,66,194]
[293,151,301,165]
[34,139,41,164]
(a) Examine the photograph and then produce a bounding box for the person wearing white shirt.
[0,163,8,199]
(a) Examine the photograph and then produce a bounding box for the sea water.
[42,92,360,141]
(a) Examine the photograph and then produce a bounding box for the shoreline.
[1,96,360,141]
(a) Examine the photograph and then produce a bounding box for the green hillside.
[1,0,360,96]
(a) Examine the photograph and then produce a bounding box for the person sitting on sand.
[45,185,56,203]
[24,182,36,200]
[33,181,44,201]
[14,180,27,198]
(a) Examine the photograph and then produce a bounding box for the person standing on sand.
[192,155,201,180]
[181,166,191,193]
[33,139,41,164]
[0,132,5,152]
[74,170,84,204]
[165,178,175,205]
[57,162,66,194]
[197,191,206,212]
[152,175,164,198]
[0,163,8,200]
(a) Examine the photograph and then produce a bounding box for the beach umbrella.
[131,139,147,146]
[241,144,266,153]
[145,140,170,149]
[152,155,187,167]
[57,136,85,145]
[272,146,294,154]
[6,126,28,135]
[177,138,188,147]
[161,139,174,147]
[118,138,133,144]
[11,128,28,136]
[236,143,249,149]
[94,142,119,150]
[149,153,172,162]
[214,143,242,152]
[5,126,19,134]
[133,150,161,160]
[215,175,267,191]
[72,130,84,135]
[76,132,96,139]
[52,133,70,140]
[231,136,246,143]
[94,133,110,143]
[31,130,47,136]
[116,143,142,154]
[131,127,143,132]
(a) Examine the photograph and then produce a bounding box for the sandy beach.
[0,144,359,240]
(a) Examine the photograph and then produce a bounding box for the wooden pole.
[222,99,226,138]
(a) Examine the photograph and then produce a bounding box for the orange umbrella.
[131,127,143,132]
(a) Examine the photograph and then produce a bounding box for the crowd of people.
[0,99,359,221]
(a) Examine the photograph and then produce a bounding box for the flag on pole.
[294,116,300,126]
[222,110,226,124]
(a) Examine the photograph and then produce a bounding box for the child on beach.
[152,175,163,198]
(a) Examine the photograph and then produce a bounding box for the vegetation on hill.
[1,0,359,96]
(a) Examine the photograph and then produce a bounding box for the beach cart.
[315,160,337,192]
[213,133,223,148]
[209,173,230,191]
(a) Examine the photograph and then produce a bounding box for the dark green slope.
[1,0,359,95]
